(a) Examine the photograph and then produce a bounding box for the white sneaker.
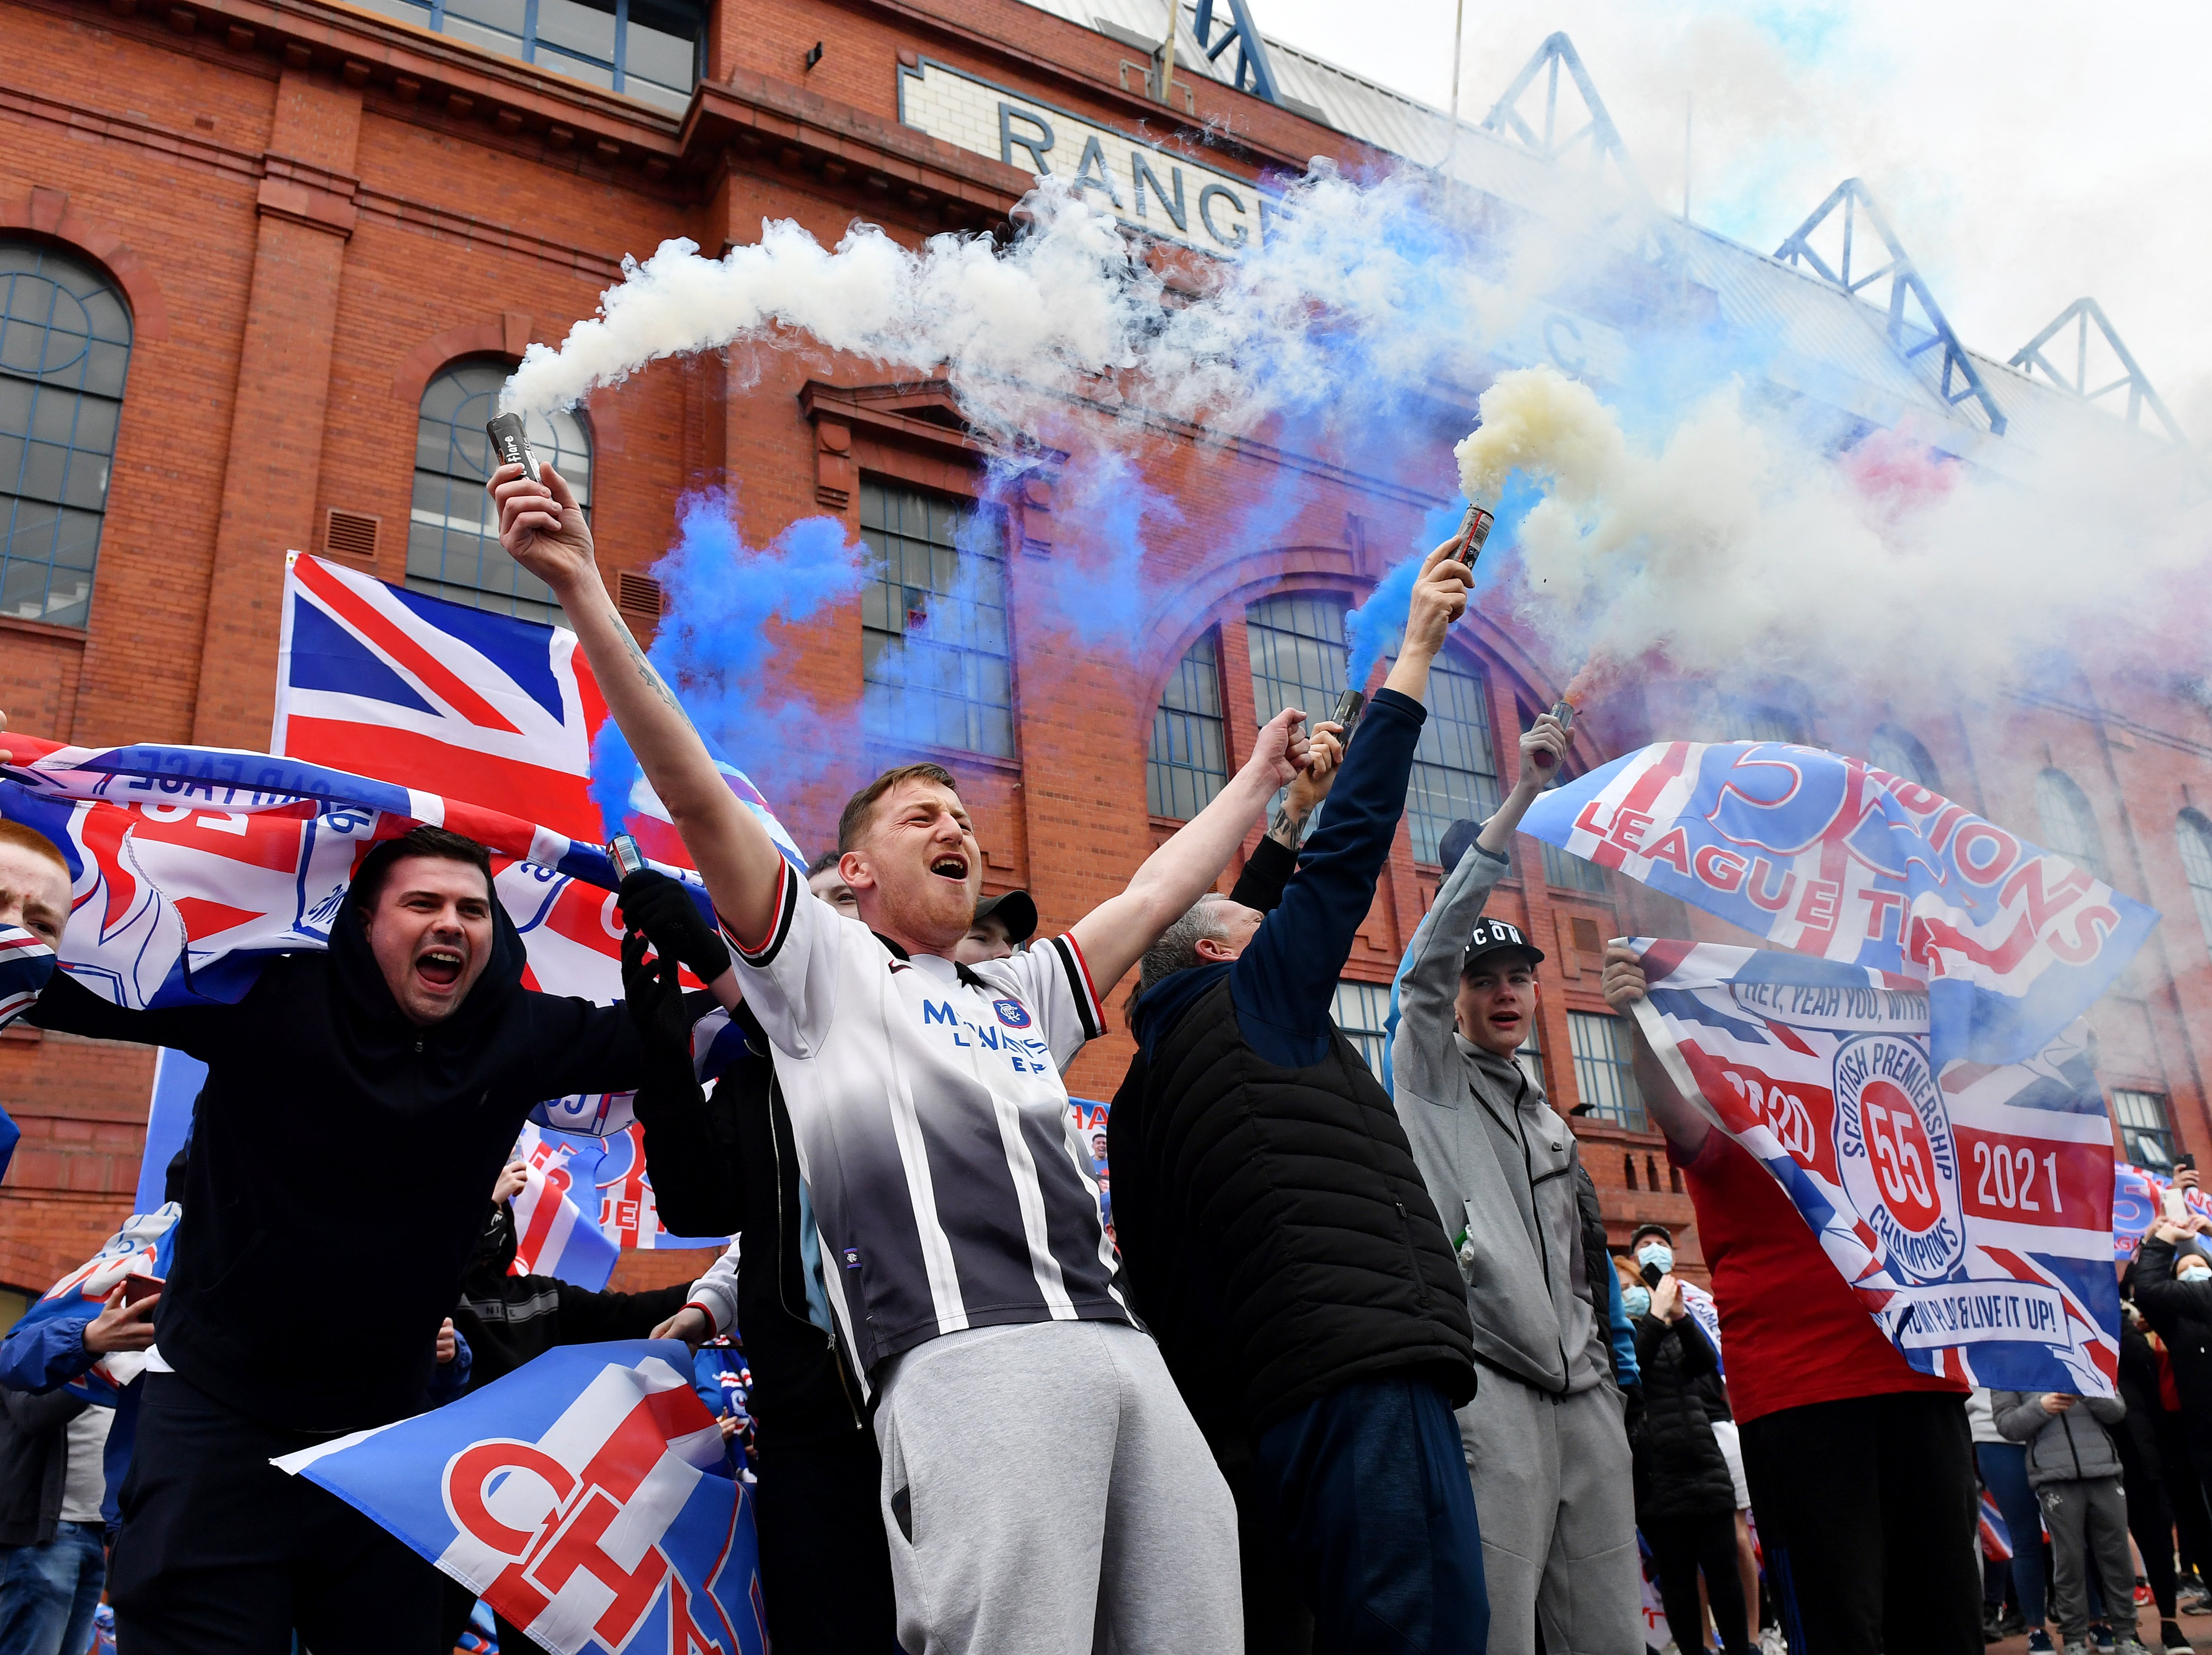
[2115,1638,2154,1655]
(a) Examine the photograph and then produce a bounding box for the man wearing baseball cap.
[955,890,1037,964]
[1391,710,1641,1655]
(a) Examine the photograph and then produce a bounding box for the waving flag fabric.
[1521,742,2157,1065]
[1630,938,2120,1395]
[9,1204,181,1404]
[1677,1279,1723,1373]
[275,552,804,873]
[1978,1490,2014,1562]
[2111,1162,2212,1262]
[275,1342,766,1655]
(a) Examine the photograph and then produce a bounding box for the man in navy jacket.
[1109,543,1487,1655]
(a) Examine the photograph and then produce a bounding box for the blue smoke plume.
[589,489,867,839]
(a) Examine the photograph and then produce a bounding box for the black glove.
[619,922,745,1237]
[621,920,696,1062]
[618,869,731,983]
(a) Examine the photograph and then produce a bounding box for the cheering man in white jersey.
[491,462,1355,1653]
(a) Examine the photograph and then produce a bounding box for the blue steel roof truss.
[1191,0,1281,104]
[2008,297,2185,444]
[1774,179,2007,435]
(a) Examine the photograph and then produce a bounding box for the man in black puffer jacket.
[1110,545,1484,1655]
[1624,1269,1751,1655]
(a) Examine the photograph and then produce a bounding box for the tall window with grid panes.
[2112,1087,2178,1173]
[2035,769,2109,883]
[0,242,133,629]
[410,360,590,628]
[1569,1011,1643,1131]
[859,480,1014,759]
[2176,810,2212,959]
[1147,632,1228,820]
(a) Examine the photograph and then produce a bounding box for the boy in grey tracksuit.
[1992,1389,2142,1653]
[1389,713,1640,1655]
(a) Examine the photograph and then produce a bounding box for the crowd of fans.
[0,463,2200,1655]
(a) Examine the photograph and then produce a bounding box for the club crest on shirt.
[991,998,1032,1029]
[1832,1032,1964,1284]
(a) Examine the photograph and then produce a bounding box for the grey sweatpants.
[873,1318,1242,1655]
[1458,1370,1642,1655]
[2037,1473,2132,1638]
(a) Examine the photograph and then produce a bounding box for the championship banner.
[1521,742,2158,1065]
[274,1342,767,1655]
[4,1203,181,1404]
[1630,939,2120,1395]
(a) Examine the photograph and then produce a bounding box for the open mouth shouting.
[930,852,970,882]
[415,944,467,992]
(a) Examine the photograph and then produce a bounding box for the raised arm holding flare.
[490,458,1358,1655]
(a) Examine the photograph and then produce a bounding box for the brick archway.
[1,186,171,342]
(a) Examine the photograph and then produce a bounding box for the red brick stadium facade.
[3,0,2210,1303]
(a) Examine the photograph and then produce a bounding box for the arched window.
[1147,631,1227,821]
[1405,649,1500,863]
[2034,769,2108,882]
[1737,705,1804,745]
[1245,592,1348,726]
[0,241,133,629]
[409,359,590,629]
[2177,810,2212,958]
[859,479,1012,759]
[1867,724,1942,793]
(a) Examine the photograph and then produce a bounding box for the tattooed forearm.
[612,604,686,716]
[1266,802,1303,848]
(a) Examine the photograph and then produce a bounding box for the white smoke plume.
[506,159,2212,719]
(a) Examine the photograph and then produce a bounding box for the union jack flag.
[275,552,804,874]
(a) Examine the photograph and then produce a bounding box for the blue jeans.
[0,1522,106,1655]
[1253,1376,1489,1655]
[1976,1441,2046,1627]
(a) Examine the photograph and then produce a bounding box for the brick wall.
[2,0,2209,1305]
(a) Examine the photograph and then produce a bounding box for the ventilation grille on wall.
[324,508,380,563]
[616,570,665,635]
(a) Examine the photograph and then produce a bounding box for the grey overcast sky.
[1246,0,2212,439]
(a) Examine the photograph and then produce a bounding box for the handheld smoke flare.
[607,833,647,882]
[1330,689,1365,747]
[484,413,543,483]
[1453,504,1494,570]
[1534,699,1574,770]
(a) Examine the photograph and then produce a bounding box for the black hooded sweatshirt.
[31,899,642,1433]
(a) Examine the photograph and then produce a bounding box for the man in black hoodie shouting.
[27,825,645,1655]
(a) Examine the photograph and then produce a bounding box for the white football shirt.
[725,862,1125,1385]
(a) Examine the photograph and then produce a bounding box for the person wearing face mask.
[1389,711,1640,1655]
[2135,1215,2212,1599]
[1614,1254,1752,1655]
[19,821,649,1655]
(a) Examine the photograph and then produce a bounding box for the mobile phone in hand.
[120,1274,164,1308]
